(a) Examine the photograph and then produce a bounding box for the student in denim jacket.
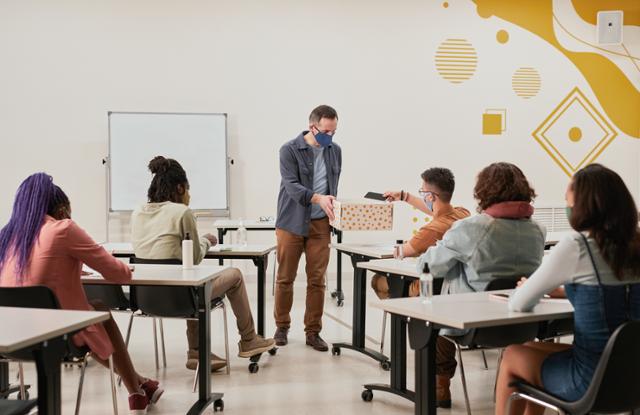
[417,162,545,408]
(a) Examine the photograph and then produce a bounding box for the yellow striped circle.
[435,38,478,84]
[512,67,541,99]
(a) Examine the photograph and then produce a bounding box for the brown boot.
[186,349,227,372]
[305,332,328,352]
[436,375,452,408]
[274,327,288,346]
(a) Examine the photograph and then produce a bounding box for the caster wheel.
[17,391,29,400]
[361,389,373,402]
[331,292,337,299]
[249,362,259,373]
[268,348,277,356]
[337,299,344,307]
[214,398,224,412]
[380,360,391,371]
[331,346,341,356]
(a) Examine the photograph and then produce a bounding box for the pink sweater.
[0,216,132,359]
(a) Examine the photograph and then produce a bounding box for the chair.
[82,284,168,370]
[0,399,37,415]
[442,278,540,415]
[0,286,118,415]
[128,257,230,391]
[507,320,640,415]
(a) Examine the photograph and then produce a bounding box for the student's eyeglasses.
[418,190,439,199]
[313,125,336,136]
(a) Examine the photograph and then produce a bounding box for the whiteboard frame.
[106,111,230,217]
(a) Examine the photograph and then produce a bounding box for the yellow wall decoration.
[472,0,640,139]
[435,38,478,84]
[512,67,542,99]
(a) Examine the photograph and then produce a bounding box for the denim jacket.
[417,213,546,295]
[276,132,342,237]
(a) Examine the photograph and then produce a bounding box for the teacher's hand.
[313,194,336,221]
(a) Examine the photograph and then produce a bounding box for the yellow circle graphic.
[568,127,583,142]
[512,67,541,99]
[435,39,478,84]
[443,2,449,8]
[496,30,509,44]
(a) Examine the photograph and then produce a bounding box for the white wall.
[1,1,638,272]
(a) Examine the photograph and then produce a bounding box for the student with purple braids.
[0,173,163,414]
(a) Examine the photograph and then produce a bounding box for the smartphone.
[364,192,386,201]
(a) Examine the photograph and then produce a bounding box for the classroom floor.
[12,272,503,414]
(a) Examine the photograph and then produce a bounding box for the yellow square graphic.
[482,113,503,135]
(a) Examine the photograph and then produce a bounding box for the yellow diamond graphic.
[532,87,617,177]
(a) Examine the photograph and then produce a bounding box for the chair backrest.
[0,286,60,309]
[463,277,538,347]
[582,321,640,413]
[83,285,132,311]
[128,257,197,318]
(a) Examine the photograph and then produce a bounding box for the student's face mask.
[419,190,437,212]
[565,206,573,221]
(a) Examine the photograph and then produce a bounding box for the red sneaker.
[141,379,164,404]
[128,392,149,414]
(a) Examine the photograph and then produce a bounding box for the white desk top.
[358,258,421,278]
[370,290,573,330]
[0,307,109,353]
[102,242,275,257]
[82,264,229,286]
[331,243,395,259]
[213,219,276,229]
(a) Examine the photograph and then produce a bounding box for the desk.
[102,242,275,336]
[0,307,109,415]
[356,258,430,403]
[82,264,228,414]
[369,291,574,415]
[330,244,394,368]
[213,219,348,307]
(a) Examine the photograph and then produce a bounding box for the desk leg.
[0,361,8,398]
[253,255,267,336]
[331,254,389,366]
[217,229,225,266]
[33,338,66,415]
[188,281,223,414]
[409,319,439,415]
[361,275,416,403]
[330,229,345,306]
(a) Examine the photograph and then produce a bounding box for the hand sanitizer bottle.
[420,262,433,303]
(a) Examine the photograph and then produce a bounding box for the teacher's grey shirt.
[310,146,329,219]
[276,132,342,237]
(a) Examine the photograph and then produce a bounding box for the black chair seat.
[0,398,38,415]
[509,321,640,415]
[83,285,132,311]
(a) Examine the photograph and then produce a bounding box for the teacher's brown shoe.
[305,333,328,352]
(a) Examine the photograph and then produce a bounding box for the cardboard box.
[330,199,393,231]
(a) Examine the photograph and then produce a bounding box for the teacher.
[273,105,342,352]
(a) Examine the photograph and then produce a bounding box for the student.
[496,164,640,415]
[131,156,275,372]
[417,162,545,408]
[0,173,162,413]
[371,167,469,299]
[273,105,342,352]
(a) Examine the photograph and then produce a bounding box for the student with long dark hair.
[0,173,163,413]
[131,156,275,372]
[496,164,640,415]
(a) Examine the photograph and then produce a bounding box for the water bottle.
[419,262,433,303]
[182,232,194,270]
[238,219,248,247]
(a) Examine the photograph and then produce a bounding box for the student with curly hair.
[417,162,546,408]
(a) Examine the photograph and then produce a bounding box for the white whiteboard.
[108,112,228,212]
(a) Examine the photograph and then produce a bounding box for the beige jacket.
[131,202,211,265]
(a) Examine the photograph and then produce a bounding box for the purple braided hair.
[0,173,55,284]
